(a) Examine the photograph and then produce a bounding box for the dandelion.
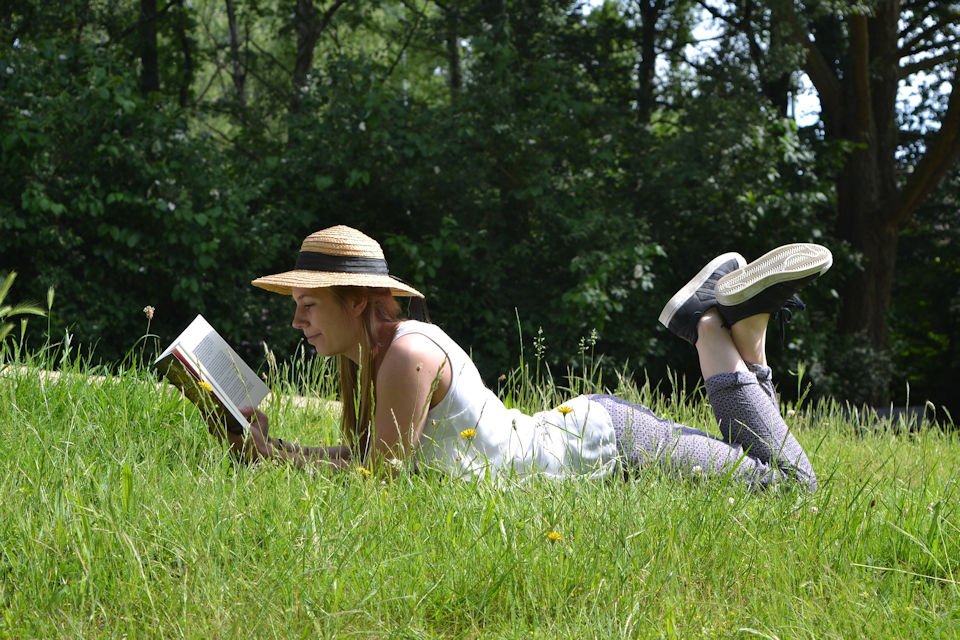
[356,466,372,477]
[460,428,477,440]
[198,381,213,393]
[728,497,735,506]
[143,305,155,320]
[545,531,563,542]
[557,406,573,416]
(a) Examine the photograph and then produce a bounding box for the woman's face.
[291,287,364,359]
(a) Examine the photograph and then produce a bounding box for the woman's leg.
[589,393,785,487]
[591,311,796,489]
[697,309,817,490]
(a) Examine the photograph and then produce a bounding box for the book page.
[192,331,269,413]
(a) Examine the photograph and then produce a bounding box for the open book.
[155,315,269,434]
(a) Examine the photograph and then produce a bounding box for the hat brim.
[251,269,423,298]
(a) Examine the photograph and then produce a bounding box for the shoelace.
[774,295,806,347]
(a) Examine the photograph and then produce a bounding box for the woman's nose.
[292,309,305,329]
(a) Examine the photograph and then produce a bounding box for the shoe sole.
[716,243,832,305]
[658,252,746,328]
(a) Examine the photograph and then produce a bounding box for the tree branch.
[695,0,737,29]
[906,34,960,59]
[778,3,842,122]
[899,17,958,57]
[382,2,426,82]
[892,70,960,227]
[900,49,960,77]
[248,37,293,76]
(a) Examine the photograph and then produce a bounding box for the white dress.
[393,321,618,480]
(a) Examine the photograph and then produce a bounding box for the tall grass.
[0,335,957,639]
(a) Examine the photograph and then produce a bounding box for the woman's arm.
[269,438,353,470]
[210,408,353,469]
[367,333,450,470]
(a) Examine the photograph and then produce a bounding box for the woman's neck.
[370,320,400,373]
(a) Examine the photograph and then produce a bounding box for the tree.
[698,0,960,403]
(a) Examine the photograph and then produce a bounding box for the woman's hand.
[207,407,273,462]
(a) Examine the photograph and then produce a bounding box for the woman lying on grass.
[213,225,830,490]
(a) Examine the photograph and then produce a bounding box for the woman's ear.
[347,293,369,317]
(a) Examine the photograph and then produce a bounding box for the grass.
[0,339,958,639]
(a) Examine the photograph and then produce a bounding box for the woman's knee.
[697,309,728,341]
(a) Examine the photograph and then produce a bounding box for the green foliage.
[0,272,46,345]
[0,0,956,412]
[0,27,287,364]
[0,345,958,637]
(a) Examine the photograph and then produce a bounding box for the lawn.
[0,348,957,639]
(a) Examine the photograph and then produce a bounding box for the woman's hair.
[330,286,401,459]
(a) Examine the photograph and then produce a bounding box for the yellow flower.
[356,466,372,477]
[198,381,213,393]
[460,428,477,440]
[557,405,573,416]
[545,531,563,542]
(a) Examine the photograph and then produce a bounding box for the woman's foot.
[659,252,746,344]
[716,243,832,327]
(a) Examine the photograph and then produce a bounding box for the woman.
[215,225,829,490]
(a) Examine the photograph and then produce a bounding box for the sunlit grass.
[1,340,957,638]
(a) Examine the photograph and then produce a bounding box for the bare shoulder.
[382,331,447,374]
[378,331,451,406]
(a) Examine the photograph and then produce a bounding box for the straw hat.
[252,225,423,298]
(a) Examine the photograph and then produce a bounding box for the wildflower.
[356,466,372,477]
[809,506,819,515]
[557,406,573,416]
[728,497,735,506]
[358,121,366,131]
[460,428,477,440]
[691,465,703,475]
[545,531,563,542]
[198,381,213,393]
[143,305,155,320]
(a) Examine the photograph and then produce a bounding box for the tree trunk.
[290,0,319,113]
[224,0,246,106]
[173,0,194,107]
[636,0,659,125]
[139,0,160,94]
[445,5,461,98]
[290,0,348,113]
[832,11,901,353]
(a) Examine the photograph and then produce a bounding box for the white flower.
[433,166,441,175]
[728,497,735,505]
[167,201,176,211]
[358,121,367,131]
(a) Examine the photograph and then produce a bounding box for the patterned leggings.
[588,364,817,490]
